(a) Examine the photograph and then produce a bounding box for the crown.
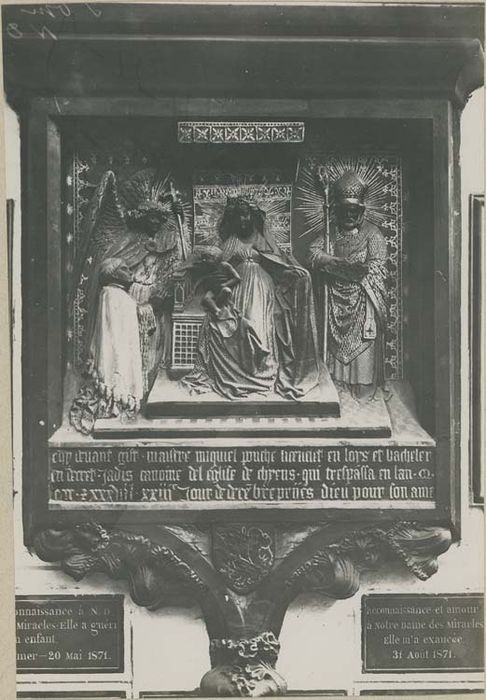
[333,170,368,203]
[226,194,252,209]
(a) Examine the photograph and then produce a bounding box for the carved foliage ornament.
[202,633,286,697]
[33,520,452,608]
[212,525,275,593]
[33,522,206,610]
[287,522,453,599]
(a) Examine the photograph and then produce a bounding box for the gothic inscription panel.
[49,445,436,508]
[16,595,124,673]
[362,594,484,673]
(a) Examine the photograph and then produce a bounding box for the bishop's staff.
[316,164,330,362]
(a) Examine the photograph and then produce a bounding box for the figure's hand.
[289,265,308,278]
[282,265,308,281]
[316,252,336,266]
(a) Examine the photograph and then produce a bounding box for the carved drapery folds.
[33,521,452,696]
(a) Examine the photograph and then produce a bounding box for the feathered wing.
[89,171,129,253]
[72,171,127,293]
[71,171,129,368]
[149,247,183,304]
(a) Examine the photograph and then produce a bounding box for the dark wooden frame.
[469,193,484,505]
[21,96,461,538]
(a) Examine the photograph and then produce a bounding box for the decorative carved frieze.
[178,121,305,144]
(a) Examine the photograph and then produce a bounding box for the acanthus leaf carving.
[376,521,452,579]
[34,522,207,611]
[286,522,452,598]
[212,525,275,594]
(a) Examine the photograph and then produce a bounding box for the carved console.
[33,521,452,695]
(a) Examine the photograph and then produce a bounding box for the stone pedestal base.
[93,375,397,439]
[146,366,340,418]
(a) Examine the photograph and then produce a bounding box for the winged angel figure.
[70,167,189,434]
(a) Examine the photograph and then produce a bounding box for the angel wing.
[72,170,128,298]
[71,171,130,369]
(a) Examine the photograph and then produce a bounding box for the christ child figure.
[183,245,241,319]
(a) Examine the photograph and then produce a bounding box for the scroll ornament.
[287,522,452,598]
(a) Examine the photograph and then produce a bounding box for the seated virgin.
[182,196,320,400]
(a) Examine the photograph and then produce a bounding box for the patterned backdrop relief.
[192,169,293,252]
[293,155,403,381]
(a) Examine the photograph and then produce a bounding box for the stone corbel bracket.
[33,520,452,696]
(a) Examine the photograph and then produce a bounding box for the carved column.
[33,521,452,696]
